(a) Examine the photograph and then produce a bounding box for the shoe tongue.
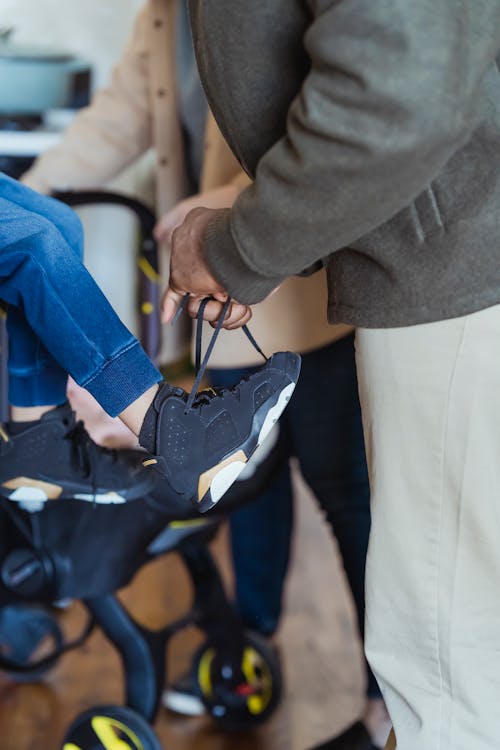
[154,382,186,408]
[40,402,75,425]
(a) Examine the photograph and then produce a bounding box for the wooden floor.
[0,465,365,750]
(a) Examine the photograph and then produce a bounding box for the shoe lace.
[64,418,116,478]
[173,294,267,412]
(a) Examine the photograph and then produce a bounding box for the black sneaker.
[140,350,301,512]
[0,403,156,509]
[162,670,205,717]
[308,722,380,750]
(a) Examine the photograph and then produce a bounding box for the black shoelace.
[173,294,267,411]
[64,417,116,479]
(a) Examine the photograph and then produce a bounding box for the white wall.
[0,0,143,89]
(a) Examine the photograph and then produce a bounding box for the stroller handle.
[53,190,157,239]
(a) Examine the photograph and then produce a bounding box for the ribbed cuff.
[204,210,285,305]
[81,340,162,417]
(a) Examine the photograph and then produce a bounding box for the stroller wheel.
[0,604,64,681]
[61,705,162,750]
[192,631,282,730]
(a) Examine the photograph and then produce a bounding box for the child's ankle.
[118,383,160,438]
[11,404,58,423]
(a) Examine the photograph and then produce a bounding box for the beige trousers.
[356,304,500,750]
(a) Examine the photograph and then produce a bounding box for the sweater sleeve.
[204,0,500,304]
[22,5,152,194]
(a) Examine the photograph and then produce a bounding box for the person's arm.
[199,0,500,305]
[22,5,152,193]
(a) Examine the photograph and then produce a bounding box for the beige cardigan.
[23,0,349,367]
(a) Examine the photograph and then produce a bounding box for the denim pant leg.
[208,366,294,636]
[3,177,86,407]
[1,173,84,254]
[7,305,69,407]
[0,181,161,415]
[288,335,381,699]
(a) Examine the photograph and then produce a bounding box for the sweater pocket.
[411,186,445,241]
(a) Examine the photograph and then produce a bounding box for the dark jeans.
[0,174,160,415]
[209,334,380,698]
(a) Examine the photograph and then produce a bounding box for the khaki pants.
[356,305,500,750]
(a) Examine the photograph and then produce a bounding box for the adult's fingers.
[161,287,187,324]
[186,296,225,323]
[185,296,251,330]
[218,302,253,329]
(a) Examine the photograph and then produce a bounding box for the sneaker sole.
[161,688,205,717]
[1,477,153,511]
[196,378,297,513]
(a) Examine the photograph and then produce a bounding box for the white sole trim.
[258,382,295,445]
[210,459,247,503]
[7,488,127,509]
[208,381,296,506]
[162,690,205,717]
[8,486,48,513]
[238,422,280,480]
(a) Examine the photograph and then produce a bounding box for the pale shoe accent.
[197,381,296,504]
[5,482,127,508]
[258,383,294,445]
[210,456,248,503]
[238,422,280,480]
[162,688,205,717]
[73,492,126,505]
[197,450,247,502]
[4,476,62,500]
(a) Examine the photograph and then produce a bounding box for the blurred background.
[0,0,153,337]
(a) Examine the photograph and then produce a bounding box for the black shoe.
[309,722,379,750]
[0,403,155,508]
[162,670,206,717]
[140,350,301,512]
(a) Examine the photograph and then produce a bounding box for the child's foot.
[0,403,155,509]
[139,351,301,512]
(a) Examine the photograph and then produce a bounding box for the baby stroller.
[0,192,284,750]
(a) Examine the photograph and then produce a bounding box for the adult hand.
[164,205,226,303]
[162,288,253,329]
[187,294,253,330]
[161,206,252,328]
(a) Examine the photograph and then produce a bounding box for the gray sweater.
[188,0,500,327]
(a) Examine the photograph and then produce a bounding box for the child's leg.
[2,173,85,417]
[0,187,161,504]
[0,181,300,511]
[0,173,83,256]
[7,306,67,411]
[0,195,161,418]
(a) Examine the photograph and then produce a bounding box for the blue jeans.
[0,174,161,415]
[209,334,380,698]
